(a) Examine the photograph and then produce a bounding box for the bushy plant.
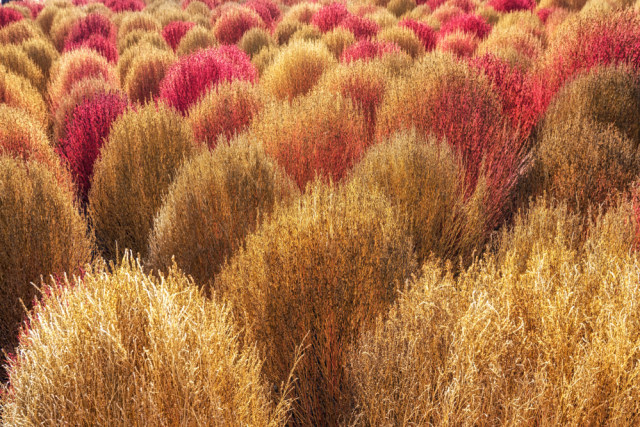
[0,64,48,130]
[159,45,256,114]
[88,103,196,260]
[437,29,478,57]
[340,38,400,62]
[289,23,322,42]
[399,18,436,50]
[311,2,350,32]
[117,29,169,53]
[161,20,195,50]
[215,180,417,425]
[321,26,355,58]
[47,48,118,115]
[20,37,58,80]
[488,0,535,12]
[376,25,424,57]
[63,33,119,63]
[348,129,485,266]
[1,255,289,426]
[338,14,379,39]
[386,0,416,17]
[260,39,336,100]
[349,198,640,425]
[176,25,217,56]
[63,13,115,48]
[212,6,264,45]
[0,6,24,29]
[439,12,491,39]
[49,7,85,51]
[0,44,45,93]
[148,136,299,290]
[103,0,145,13]
[124,48,176,103]
[116,12,160,40]
[251,90,369,189]
[476,24,543,70]
[0,157,92,381]
[239,26,274,58]
[0,19,41,44]
[188,80,262,148]
[245,0,281,28]
[57,92,128,201]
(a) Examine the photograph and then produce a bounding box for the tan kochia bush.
[350,198,640,425]
[1,255,289,426]
[176,25,217,56]
[20,37,60,80]
[124,48,176,104]
[0,44,46,94]
[260,39,336,101]
[0,64,49,130]
[239,27,275,59]
[348,129,485,267]
[89,103,195,260]
[0,157,92,379]
[116,12,161,41]
[215,181,417,426]
[148,136,299,292]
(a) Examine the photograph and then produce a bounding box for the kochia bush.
[161,20,195,50]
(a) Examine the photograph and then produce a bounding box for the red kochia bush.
[57,92,128,201]
[488,0,535,12]
[0,7,23,29]
[159,45,257,114]
[213,7,264,45]
[339,14,378,39]
[400,19,436,51]
[245,0,281,28]
[64,13,115,47]
[470,54,545,140]
[13,1,43,19]
[162,21,196,51]
[64,35,119,63]
[540,10,640,112]
[103,0,144,13]
[341,39,400,63]
[311,2,350,32]
[440,14,491,39]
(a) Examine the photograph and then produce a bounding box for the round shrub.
[386,0,416,17]
[117,29,169,54]
[321,27,356,58]
[184,1,212,20]
[215,181,416,425]
[64,34,119,63]
[1,256,287,426]
[103,0,145,13]
[440,13,491,39]
[311,2,350,32]
[488,0,535,12]
[437,30,478,57]
[289,23,322,42]
[399,18,436,50]
[116,12,160,40]
[376,26,424,58]
[340,39,401,63]
[162,20,195,50]
[63,13,115,48]
[53,77,120,145]
[260,40,336,101]
[47,48,118,115]
[245,0,281,28]
[338,14,379,39]
[4,3,31,20]
[0,19,41,45]
[349,129,485,266]
[0,157,92,380]
[176,25,217,56]
[57,92,128,202]
[188,80,262,148]
[212,6,264,45]
[252,43,278,75]
[0,44,45,93]
[476,25,543,70]
[20,36,59,80]
[158,45,256,114]
[148,136,299,290]
[251,90,369,189]
[274,19,303,45]
[0,64,48,130]
[281,1,321,24]
[534,119,640,211]
[124,48,176,103]
[49,7,85,51]
[0,7,23,29]
[88,103,196,260]
[35,3,69,36]
[542,65,640,146]
[377,53,521,229]
[239,26,274,58]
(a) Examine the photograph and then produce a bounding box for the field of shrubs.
[1,0,640,423]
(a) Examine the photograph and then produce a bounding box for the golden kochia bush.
[0,44,45,94]
[534,118,640,211]
[0,64,49,130]
[148,136,299,292]
[215,181,417,426]
[260,39,336,101]
[239,27,275,59]
[188,80,263,148]
[542,65,640,146]
[349,198,640,425]
[348,129,486,267]
[1,255,289,426]
[0,20,42,45]
[251,90,369,190]
[0,157,92,381]
[116,12,160,41]
[123,48,176,103]
[89,103,195,260]
[20,37,60,81]
[176,25,217,56]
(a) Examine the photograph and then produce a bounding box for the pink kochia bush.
[339,14,379,39]
[245,0,281,28]
[213,7,264,45]
[103,0,144,12]
[400,19,436,51]
[341,39,400,63]
[64,13,116,47]
[162,21,196,51]
[440,14,491,40]
[57,92,128,201]
[311,2,350,32]
[64,35,119,63]
[488,0,535,12]
[0,7,24,29]
[159,45,257,114]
